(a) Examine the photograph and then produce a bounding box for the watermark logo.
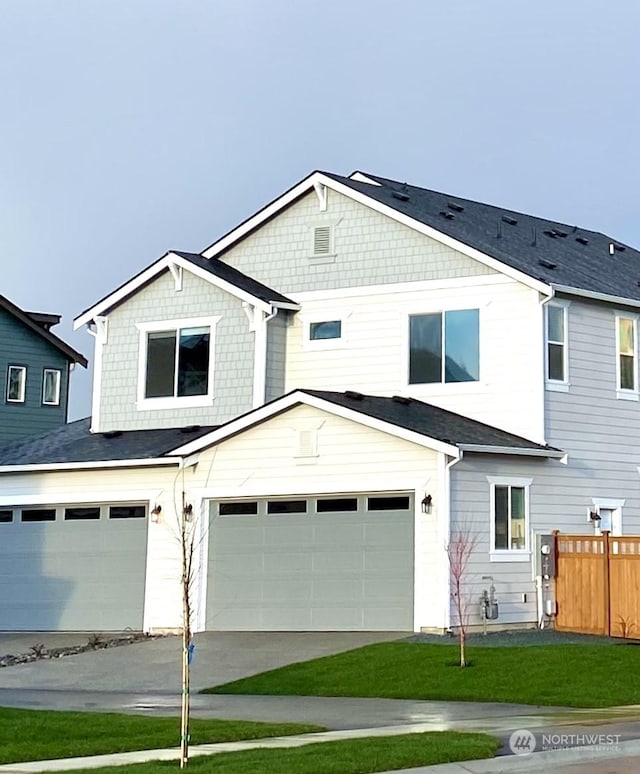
[508,728,621,756]
[509,729,536,755]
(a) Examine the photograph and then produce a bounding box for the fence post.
[603,530,611,637]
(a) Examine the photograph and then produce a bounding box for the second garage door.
[206,493,414,631]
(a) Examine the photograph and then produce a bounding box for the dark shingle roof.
[0,418,217,467]
[170,252,297,306]
[324,172,640,303]
[0,295,87,366]
[302,390,561,454]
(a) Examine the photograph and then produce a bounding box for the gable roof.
[0,418,217,471]
[74,251,298,328]
[170,389,564,460]
[199,169,640,307]
[0,295,87,366]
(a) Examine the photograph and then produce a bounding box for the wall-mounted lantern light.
[150,504,162,523]
[183,503,194,522]
[421,494,432,514]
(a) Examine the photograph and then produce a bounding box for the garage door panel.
[264,523,313,545]
[207,494,414,631]
[313,551,364,572]
[0,511,147,631]
[262,579,313,601]
[263,552,312,573]
[313,523,364,545]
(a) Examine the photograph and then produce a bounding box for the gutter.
[458,444,566,459]
[552,284,640,310]
[0,457,182,474]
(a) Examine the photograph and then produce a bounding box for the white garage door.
[0,503,148,631]
[206,493,414,631]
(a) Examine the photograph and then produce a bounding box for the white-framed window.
[616,315,638,399]
[302,312,348,351]
[408,309,479,385]
[136,316,220,410]
[488,476,532,561]
[6,365,26,403]
[42,369,61,405]
[545,302,569,389]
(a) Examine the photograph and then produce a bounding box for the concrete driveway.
[0,631,404,692]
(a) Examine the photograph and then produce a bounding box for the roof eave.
[552,284,640,310]
[458,443,565,459]
[0,457,181,474]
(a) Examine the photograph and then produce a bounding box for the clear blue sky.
[1,1,638,419]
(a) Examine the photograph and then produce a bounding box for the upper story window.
[6,365,26,403]
[409,309,479,385]
[309,320,341,341]
[616,315,638,399]
[42,369,61,406]
[545,303,568,388]
[136,316,220,410]
[488,476,532,561]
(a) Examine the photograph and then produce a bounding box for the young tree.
[179,492,196,769]
[446,527,479,668]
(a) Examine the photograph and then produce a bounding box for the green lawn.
[0,707,322,764]
[205,641,640,707]
[48,732,500,774]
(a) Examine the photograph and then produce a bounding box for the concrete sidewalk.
[2,727,640,774]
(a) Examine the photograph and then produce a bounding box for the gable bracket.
[87,315,109,344]
[313,181,328,212]
[168,261,183,292]
[242,301,258,332]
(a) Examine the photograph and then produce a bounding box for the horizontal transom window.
[109,505,146,519]
[219,501,259,516]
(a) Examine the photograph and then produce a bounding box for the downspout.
[252,306,278,408]
[440,450,463,632]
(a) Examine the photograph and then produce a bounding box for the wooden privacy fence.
[555,532,640,637]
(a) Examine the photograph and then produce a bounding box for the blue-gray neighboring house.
[0,294,87,443]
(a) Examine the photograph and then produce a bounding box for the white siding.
[193,404,442,631]
[286,277,545,441]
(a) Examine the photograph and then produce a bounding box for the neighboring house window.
[488,477,532,560]
[309,320,341,341]
[137,317,220,409]
[545,303,568,386]
[42,369,61,405]
[616,315,637,397]
[6,365,26,403]
[409,309,479,384]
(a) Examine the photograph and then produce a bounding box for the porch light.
[421,494,433,514]
[183,503,194,522]
[150,504,162,523]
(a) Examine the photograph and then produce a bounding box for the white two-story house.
[0,170,637,634]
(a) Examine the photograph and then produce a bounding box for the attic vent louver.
[392,191,410,201]
[439,211,455,220]
[447,202,464,212]
[313,226,331,256]
[543,230,557,239]
[576,236,589,245]
[612,243,626,253]
[552,229,568,238]
[501,215,518,225]
[538,259,557,270]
